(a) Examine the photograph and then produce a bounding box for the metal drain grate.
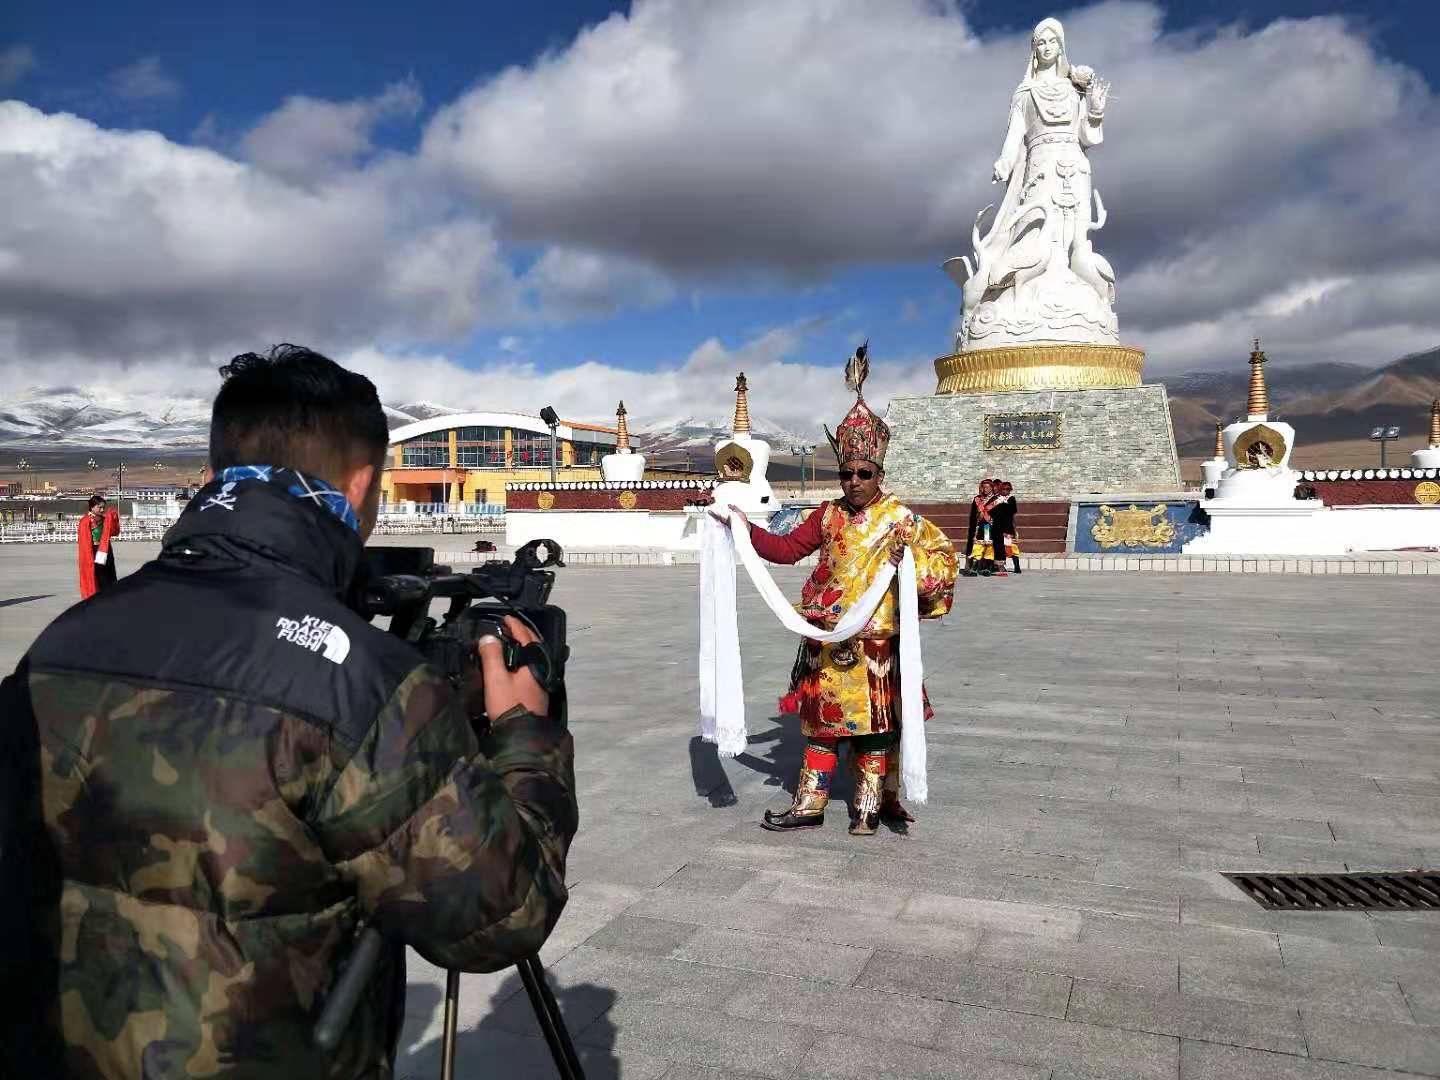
[1223,871,1440,911]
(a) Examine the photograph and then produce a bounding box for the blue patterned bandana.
[218,465,361,533]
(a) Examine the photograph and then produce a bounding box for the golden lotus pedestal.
[933,343,1146,395]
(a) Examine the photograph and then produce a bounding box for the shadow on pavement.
[687,735,737,806]
[732,718,807,797]
[0,594,54,608]
[399,972,617,1080]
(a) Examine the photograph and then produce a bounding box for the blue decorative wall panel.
[1073,500,1209,554]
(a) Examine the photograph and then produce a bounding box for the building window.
[454,425,507,468]
[573,443,599,466]
[512,429,553,467]
[400,435,450,467]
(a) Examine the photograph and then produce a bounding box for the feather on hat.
[824,342,891,468]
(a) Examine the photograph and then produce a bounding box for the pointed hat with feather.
[824,342,891,468]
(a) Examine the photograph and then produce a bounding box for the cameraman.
[0,346,578,1078]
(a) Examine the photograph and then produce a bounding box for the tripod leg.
[440,969,461,1080]
[517,956,585,1079]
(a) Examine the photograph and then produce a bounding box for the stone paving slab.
[4,539,1440,1078]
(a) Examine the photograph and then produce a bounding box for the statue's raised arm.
[951,18,1119,352]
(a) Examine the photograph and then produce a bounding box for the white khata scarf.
[698,509,928,803]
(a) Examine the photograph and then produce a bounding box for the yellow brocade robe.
[752,493,958,738]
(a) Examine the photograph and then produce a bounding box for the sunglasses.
[839,468,875,481]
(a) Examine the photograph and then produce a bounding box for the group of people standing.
[964,478,1022,577]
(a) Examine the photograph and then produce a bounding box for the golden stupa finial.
[615,401,630,451]
[1247,339,1270,419]
[732,373,751,435]
[1430,398,1440,448]
[1213,422,1225,459]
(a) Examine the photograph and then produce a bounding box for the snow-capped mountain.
[0,386,212,450]
[634,414,816,454]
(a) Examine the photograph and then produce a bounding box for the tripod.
[315,928,586,1078]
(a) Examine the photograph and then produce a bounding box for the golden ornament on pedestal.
[617,490,638,509]
[537,492,555,510]
[933,343,1145,395]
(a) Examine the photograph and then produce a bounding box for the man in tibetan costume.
[732,347,958,835]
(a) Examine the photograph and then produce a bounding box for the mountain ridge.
[2,346,1435,456]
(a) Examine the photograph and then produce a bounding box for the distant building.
[382,412,623,510]
[1,481,20,497]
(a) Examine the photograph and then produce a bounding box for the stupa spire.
[732,373,752,435]
[615,401,631,451]
[1430,398,1440,449]
[1247,339,1270,420]
[1213,422,1225,459]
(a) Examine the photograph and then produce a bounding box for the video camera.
[321,538,586,1077]
[349,538,569,724]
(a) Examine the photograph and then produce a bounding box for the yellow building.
[382,411,623,510]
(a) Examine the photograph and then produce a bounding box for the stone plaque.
[982,411,1062,451]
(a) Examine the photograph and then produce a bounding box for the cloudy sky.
[2,0,1438,434]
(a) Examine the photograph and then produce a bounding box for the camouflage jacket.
[0,478,578,1078]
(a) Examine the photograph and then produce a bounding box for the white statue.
[947,17,1119,351]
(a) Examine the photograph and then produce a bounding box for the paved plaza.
[4,539,1440,1079]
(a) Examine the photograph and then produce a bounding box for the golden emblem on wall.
[617,490,638,510]
[714,441,754,481]
[1232,424,1288,469]
[537,492,555,510]
[1416,481,1440,506]
[1091,504,1175,549]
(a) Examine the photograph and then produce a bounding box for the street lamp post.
[17,457,30,494]
[114,461,127,496]
[790,445,817,498]
[539,406,561,486]
[1369,425,1401,468]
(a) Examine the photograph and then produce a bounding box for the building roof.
[388,410,619,445]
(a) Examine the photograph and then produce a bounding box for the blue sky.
[3,1,1438,433]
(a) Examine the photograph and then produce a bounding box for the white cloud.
[0,101,520,363]
[522,246,676,319]
[242,79,422,183]
[0,44,35,89]
[340,323,934,438]
[108,56,181,101]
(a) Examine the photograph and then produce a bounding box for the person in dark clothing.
[962,478,996,576]
[0,345,578,1079]
[989,481,1021,575]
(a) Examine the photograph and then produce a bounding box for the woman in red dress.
[77,495,121,598]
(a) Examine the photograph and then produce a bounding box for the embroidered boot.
[879,745,916,828]
[763,742,834,831]
[849,751,886,835]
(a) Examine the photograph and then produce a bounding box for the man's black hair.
[210,345,390,483]
[87,495,106,510]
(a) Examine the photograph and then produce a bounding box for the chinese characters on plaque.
[982,411,1063,451]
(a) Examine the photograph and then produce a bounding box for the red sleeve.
[748,503,826,564]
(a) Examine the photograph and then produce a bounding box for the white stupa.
[1212,341,1299,501]
[711,373,775,516]
[1186,341,1343,555]
[1199,422,1226,494]
[1411,400,1440,469]
[600,401,646,483]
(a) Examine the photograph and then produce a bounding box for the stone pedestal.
[1199,458,1226,492]
[884,385,1180,500]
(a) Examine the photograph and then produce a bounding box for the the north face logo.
[276,615,351,664]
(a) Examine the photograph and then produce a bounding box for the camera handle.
[314,928,585,1079]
